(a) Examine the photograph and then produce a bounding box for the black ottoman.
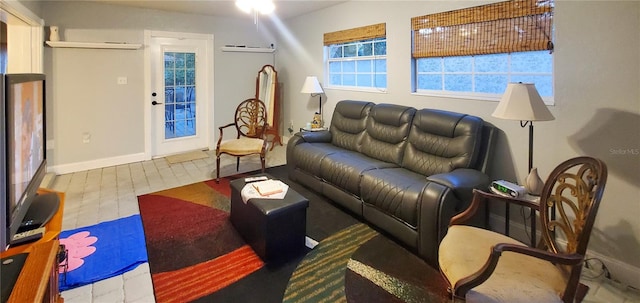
[230,174,309,263]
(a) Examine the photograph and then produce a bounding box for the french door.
[148,31,212,157]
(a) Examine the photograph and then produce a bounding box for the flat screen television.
[1,73,58,252]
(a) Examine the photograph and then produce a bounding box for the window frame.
[325,37,388,92]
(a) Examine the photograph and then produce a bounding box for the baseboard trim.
[281,134,292,144]
[489,213,640,290]
[49,152,148,175]
[40,173,57,189]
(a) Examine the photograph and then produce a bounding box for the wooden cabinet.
[4,240,63,303]
[1,189,65,303]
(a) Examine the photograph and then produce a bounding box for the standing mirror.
[256,64,281,150]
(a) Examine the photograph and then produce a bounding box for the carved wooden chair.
[438,156,607,302]
[216,98,268,182]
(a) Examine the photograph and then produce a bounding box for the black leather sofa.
[286,100,496,266]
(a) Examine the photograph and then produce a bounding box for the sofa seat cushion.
[320,151,398,195]
[290,142,344,175]
[360,167,428,229]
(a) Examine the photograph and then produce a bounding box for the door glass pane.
[164,51,196,139]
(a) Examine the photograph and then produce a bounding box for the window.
[324,23,387,91]
[164,52,197,138]
[416,51,553,97]
[327,38,387,89]
[411,0,554,100]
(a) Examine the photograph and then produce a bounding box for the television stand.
[0,253,28,302]
[1,241,62,302]
[17,193,60,233]
[1,189,65,303]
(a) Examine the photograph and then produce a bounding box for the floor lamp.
[492,82,555,195]
[300,76,324,128]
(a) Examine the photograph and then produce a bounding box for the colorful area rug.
[138,178,266,303]
[344,232,453,302]
[58,214,148,291]
[137,166,450,302]
[284,224,452,303]
[283,224,378,302]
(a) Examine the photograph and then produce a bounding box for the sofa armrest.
[416,169,490,265]
[427,168,491,205]
[286,130,333,177]
[294,130,332,143]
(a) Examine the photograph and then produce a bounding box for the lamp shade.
[300,76,324,94]
[492,83,554,121]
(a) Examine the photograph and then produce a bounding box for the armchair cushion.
[217,137,264,156]
[439,225,566,303]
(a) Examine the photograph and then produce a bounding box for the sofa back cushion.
[330,100,374,152]
[361,103,416,165]
[402,109,484,176]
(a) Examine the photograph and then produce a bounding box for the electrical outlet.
[290,120,294,129]
[82,132,91,143]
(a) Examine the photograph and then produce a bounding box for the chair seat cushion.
[439,225,566,303]
[218,137,264,155]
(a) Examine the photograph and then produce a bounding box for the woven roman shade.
[411,0,553,58]
[324,23,386,46]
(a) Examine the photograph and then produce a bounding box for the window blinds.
[324,23,386,46]
[411,0,553,58]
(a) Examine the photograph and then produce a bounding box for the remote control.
[245,176,268,183]
[11,227,45,246]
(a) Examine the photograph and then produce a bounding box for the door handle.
[152,101,163,105]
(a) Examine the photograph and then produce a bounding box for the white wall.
[41,1,276,173]
[277,1,640,288]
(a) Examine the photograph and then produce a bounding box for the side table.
[500,192,540,247]
[230,174,309,264]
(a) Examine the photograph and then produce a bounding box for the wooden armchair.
[215,98,268,182]
[438,157,607,302]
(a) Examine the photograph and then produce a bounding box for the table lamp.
[300,76,324,128]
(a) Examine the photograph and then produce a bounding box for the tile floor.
[44,143,639,303]
[47,144,287,303]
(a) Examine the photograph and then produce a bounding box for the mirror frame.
[256,64,281,150]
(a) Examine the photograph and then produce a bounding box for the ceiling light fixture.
[235,0,275,25]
